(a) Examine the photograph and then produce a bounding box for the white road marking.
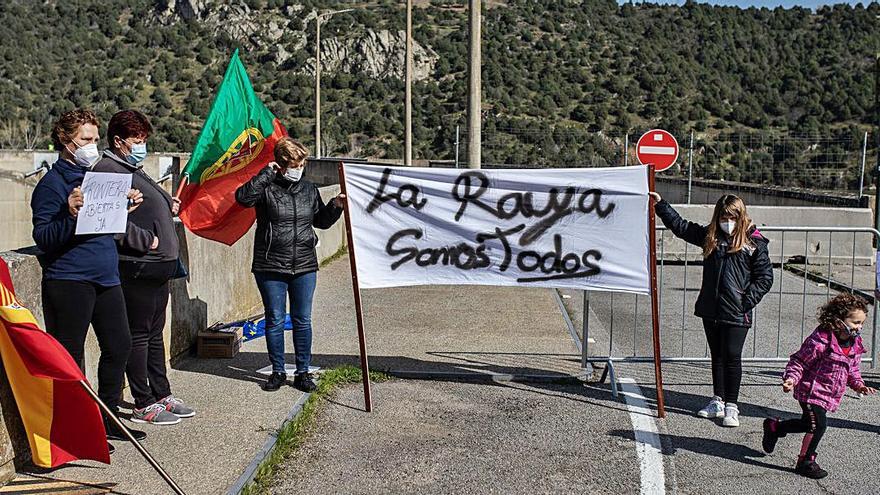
[619,377,666,495]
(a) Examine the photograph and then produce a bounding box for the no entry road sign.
[636,129,679,172]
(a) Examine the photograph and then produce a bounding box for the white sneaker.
[722,403,740,427]
[696,396,725,418]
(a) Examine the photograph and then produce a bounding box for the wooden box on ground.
[197,327,243,359]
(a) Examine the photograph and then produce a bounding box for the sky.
[620,0,872,9]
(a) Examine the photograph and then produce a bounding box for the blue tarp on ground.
[242,314,292,342]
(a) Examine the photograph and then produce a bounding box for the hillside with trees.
[0,0,877,181]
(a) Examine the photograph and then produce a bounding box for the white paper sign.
[343,164,651,294]
[75,172,132,235]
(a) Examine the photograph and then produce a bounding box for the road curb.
[226,390,312,495]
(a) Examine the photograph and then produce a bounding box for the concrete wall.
[0,174,38,253]
[0,185,345,474]
[657,204,876,264]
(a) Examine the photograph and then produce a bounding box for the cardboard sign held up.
[75,172,132,235]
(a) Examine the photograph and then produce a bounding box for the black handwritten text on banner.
[344,164,650,294]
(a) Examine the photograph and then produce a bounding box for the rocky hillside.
[0,0,877,174]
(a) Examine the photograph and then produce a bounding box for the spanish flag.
[178,49,287,245]
[0,259,109,467]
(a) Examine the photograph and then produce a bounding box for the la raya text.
[367,169,617,283]
[368,169,617,247]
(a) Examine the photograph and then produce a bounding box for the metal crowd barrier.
[576,226,879,396]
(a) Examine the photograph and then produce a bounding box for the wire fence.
[452,124,877,196]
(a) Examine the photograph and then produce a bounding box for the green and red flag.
[0,259,109,468]
[178,49,287,244]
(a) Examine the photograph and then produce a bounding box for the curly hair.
[817,293,868,330]
[51,108,99,150]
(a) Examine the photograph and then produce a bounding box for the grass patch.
[319,244,348,268]
[241,365,389,495]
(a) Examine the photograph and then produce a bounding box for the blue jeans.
[254,271,317,375]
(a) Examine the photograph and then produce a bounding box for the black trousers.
[778,402,828,458]
[42,279,131,413]
[702,319,750,404]
[120,261,176,409]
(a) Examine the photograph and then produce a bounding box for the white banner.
[343,164,651,294]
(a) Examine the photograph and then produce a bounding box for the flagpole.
[174,174,189,199]
[78,381,187,495]
[337,162,373,412]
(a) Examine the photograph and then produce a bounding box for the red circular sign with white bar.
[636,129,679,172]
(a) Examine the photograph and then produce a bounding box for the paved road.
[270,379,644,494]
[563,262,880,494]
[31,256,876,494]
[268,257,879,494]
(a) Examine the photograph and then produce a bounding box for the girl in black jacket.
[235,137,344,393]
[650,192,773,427]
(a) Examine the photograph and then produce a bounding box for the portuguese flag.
[0,259,109,467]
[178,49,287,245]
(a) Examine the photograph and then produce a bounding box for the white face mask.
[283,166,304,182]
[720,220,736,235]
[68,142,100,169]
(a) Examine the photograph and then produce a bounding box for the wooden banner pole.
[337,162,373,412]
[647,164,667,418]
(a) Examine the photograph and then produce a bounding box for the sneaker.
[762,418,781,453]
[105,420,147,441]
[795,454,828,479]
[696,396,725,418]
[722,403,740,427]
[293,372,318,393]
[130,403,182,426]
[159,396,196,418]
[262,372,287,392]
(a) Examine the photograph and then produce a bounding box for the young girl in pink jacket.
[761,293,876,479]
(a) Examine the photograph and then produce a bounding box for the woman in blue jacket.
[31,109,146,448]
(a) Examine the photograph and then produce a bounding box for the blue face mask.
[126,142,147,165]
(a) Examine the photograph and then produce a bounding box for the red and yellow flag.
[178,49,287,245]
[0,259,109,467]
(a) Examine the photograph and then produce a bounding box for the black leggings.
[702,319,749,404]
[120,261,176,409]
[42,279,132,413]
[777,402,828,458]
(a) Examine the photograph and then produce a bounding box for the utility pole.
[455,124,460,168]
[405,0,413,166]
[315,15,322,158]
[874,53,879,239]
[467,0,481,169]
[314,9,353,158]
[871,52,879,368]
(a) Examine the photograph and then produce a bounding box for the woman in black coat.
[235,137,344,393]
[650,192,773,427]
